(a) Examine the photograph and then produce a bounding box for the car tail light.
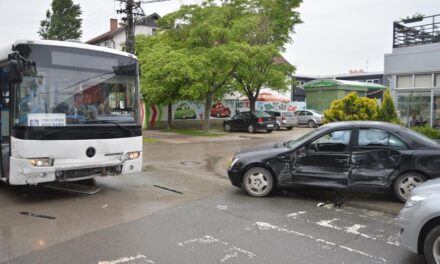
[257,117,263,123]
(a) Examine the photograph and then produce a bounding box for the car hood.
[235,142,289,158]
[412,178,440,195]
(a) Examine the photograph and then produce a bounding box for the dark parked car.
[227,121,440,202]
[223,111,276,133]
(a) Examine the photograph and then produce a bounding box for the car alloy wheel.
[248,125,255,133]
[243,167,274,197]
[424,226,440,264]
[308,120,316,128]
[275,123,280,131]
[393,172,426,202]
[224,124,231,132]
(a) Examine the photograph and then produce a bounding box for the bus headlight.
[29,158,53,167]
[125,151,140,160]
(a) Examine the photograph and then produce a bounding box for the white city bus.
[0,40,142,185]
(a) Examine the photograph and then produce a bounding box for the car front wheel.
[392,172,426,202]
[308,120,316,128]
[424,226,440,264]
[248,125,255,133]
[242,167,274,197]
[224,124,231,132]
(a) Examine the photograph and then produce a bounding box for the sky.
[0,0,439,75]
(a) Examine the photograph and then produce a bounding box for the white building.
[86,13,160,51]
[384,14,440,128]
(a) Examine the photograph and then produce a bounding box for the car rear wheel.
[248,125,255,133]
[424,225,440,264]
[308,120,316,128]
[242,167,274,197]
[393,172,426,202]
[286,126,293,130]
[266,129,273,133]
[274,123,280,131]
[224,124,231,132]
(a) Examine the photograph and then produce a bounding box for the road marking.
[177,235,256,262]
[256,222,387,264]
[286,211,307,219]
[316,218,342,230]
[98,253,155,264]
[216,205,228,210]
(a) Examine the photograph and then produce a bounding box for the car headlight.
[405,194,430,208]
[125,151,140,160]
[29,158,53,167]
[228,157,239,169]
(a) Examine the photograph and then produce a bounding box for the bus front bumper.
[8,157,142,185]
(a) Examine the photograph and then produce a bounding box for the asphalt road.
[0,128,425,264]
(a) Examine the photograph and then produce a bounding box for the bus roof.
[0,39,137,60]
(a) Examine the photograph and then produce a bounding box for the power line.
[116,0,171,54]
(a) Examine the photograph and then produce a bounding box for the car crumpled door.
[291,129,353,187]
[350,128,405,187]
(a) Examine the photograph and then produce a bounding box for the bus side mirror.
[9,60,23,83]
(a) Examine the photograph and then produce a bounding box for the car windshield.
[286,128,324,149]
[310,110,323,115]
[14,44,139,127]
[254,111,271,118]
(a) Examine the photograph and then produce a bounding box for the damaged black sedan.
[227,121,440,202]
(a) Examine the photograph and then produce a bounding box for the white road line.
[256,222,387,264]
[177,235,256,262]
[98,253,155,264]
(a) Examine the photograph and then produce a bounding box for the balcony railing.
[393,14,440,48]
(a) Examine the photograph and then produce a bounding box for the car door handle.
[335,158,348,163]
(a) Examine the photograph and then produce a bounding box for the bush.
[412,126,440,139]
[378,90,400,124]
[324,92,379,123]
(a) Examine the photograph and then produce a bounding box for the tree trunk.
[249,97,256,112]
[203,93,212,134]
[167,103,172,130]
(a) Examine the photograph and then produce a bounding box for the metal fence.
[393,14,440,48]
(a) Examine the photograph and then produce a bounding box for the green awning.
[303,79,387,91]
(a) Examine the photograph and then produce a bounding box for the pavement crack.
[221,210,265,239]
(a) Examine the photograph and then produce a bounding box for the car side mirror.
[297,146,307,158]
[9,60,23,83]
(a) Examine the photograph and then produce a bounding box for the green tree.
[233,45,295,112]
[323,92,379,123]
[38,0,82,40]
[158,1,251,133]
[231,0,301,112]
[135,35,198,129]
[378,90,400,124]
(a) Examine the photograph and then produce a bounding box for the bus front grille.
[55,165,123,180]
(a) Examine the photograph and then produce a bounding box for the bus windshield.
[13,44,139,127]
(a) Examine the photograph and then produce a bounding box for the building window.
[414,74,432,88]
[397,92,431,127]
[435,73,440,87]
[297,81,305,87]
[397,75,412,88]
[366,79,380,84]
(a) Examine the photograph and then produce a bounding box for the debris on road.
[20,211,56,220]
[153,185,183,195]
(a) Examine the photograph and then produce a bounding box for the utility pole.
[117,0,171,54]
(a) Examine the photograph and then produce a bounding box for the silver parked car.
[265,111,298,130]
[294,109,323,128]
[399,178,440,264]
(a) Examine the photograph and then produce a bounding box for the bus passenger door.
[0,67,10,179]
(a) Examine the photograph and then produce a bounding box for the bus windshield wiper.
[85,120,133,135]
[39,127,71,139]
